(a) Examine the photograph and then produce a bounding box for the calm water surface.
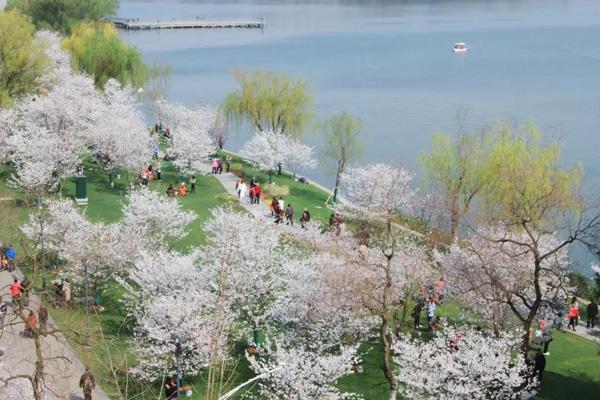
[119,0,600,271]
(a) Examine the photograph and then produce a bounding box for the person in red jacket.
[253,183,261,204]
[9,278,22,303]
[567,303,580,331]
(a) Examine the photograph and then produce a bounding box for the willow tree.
[322,112,363,203]
[421,131,487,240]
[62,22,147,88]
[223,70,313,138]
[0,10,48,107]
[7,0,118,34]
[446,124,600,367]
[482,123,583,227]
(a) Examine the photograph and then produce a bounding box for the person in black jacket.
[534,351,546,385]
[587,299,598,328]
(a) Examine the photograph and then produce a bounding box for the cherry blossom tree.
[128,207,289,397]
[121,188,197,249]
[280,135,317,178]
[392,324,533,400]
[240,130,285,181]
[244,341,359,400]
[1,30,103,196]
[87,79,152,185]
[156,99,216,173]
[340,163,434,400]
[5,122,78,199]
[270,250,373,351]
[240,130,317,181]
[127,251,216,381]
[437,225,571,359]
[341,163,414,219]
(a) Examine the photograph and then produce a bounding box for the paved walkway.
[0,269,109,400]
[564,318,600,344]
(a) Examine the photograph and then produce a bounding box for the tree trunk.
[381,316,397,400]
[449,194,460,240]
[333,162,344,203]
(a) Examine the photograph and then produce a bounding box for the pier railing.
[112,17,264,30]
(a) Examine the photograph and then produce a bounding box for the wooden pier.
[113,18,264,30]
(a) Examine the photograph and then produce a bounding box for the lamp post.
[175,338,182,400]
[83,260,90,347]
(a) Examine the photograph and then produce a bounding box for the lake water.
[119,0,600,272]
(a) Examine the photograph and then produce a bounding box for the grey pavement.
[0,269,109,400]
[564,318,600,344]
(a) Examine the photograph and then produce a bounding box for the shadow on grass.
[537,371,600,399]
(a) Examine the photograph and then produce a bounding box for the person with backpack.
[23,310,37,338]
[79,367,96,400]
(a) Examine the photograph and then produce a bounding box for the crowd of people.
[234,177,314,228]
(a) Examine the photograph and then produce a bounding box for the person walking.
[190,175,196,193]
[567,303,580,331]
[534,351,546,385]
[285,204,294,225]
[156,163,162,181]
[253,183,261,204]
[426,298,436,329]
[300,208,311,228]
[38,305,48,335]
[79,367,96,400]
[587,299,598,329]
[571,296,580,325]
[6,245,16,271]
[539,319,553,355]
[9,278,22,305]
[23,310,37,338]
[412,300,424,329]
[238,180,247,202]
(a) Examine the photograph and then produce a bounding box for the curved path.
[0,269,109,400]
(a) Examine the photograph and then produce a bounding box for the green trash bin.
[75,176,88,205]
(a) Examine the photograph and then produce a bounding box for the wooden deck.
[113,19,264,30]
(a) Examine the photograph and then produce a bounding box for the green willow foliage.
[223,70,314,138]
[0,10,49,107]
[62,22,147,89]
[7,0,118,34]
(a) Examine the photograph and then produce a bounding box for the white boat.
[453,42,467,53]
